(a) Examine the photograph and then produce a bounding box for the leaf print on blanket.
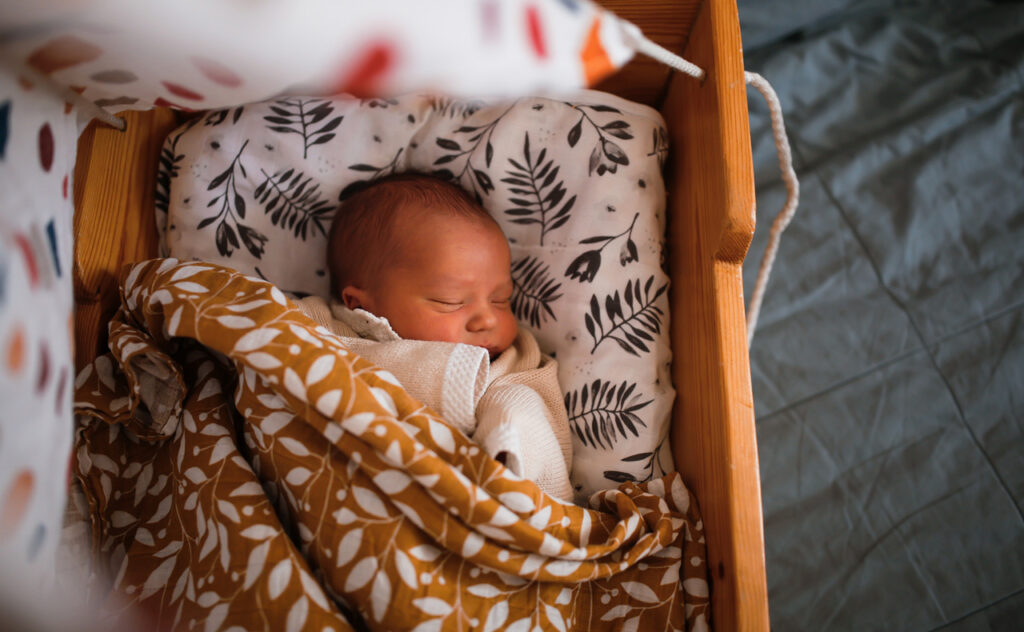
[263,98,343,159]
[154,126,188,219]
[73,260,710,632]
[200,140,268,258]
[565,379,652,450]
[648,125,670,168]
[603,434,672,486]
[428,95,484,119]
[565,102,633,176]
[253,168,334,240]
[432,103,515,202]
[501,132,576,246]
[565,212,640,283]
[337,147,404,202]
[202,105,246,127]
[510,256,562,328]
[584,276,667,356]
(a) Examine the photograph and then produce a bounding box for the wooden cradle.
[72,0,769,628]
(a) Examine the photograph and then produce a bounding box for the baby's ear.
[340,286,369,310]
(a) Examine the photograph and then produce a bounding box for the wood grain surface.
[663,0,770,629]
[73,109,179,369]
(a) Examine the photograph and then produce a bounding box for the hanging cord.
[632,34,706,81]
[633,32,799,345]
[743,71,798,343]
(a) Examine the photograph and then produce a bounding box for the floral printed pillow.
[159,91,674,498]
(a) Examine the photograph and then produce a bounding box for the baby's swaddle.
[296,296,574,501]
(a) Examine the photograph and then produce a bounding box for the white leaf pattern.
[244,540,270,590]
[353,486,388,518]
[285,596,308,632]
[505,618,531,632]
[544,604,567,632]
[239,524,277,540]
[217,499,241,523]
[298,569,330,611]
[204,603,229,632]
[467,584,501,598]
[622,580,659,603]
[373,470,411,495]
[683,578,708,598]
[483,601,509,632]
[413,597,452,617]
[335,528,363,568]
[427,419,455,453]
[247,352,283,369]
[268,559,292,599]
[305,354,335,385]
[344,557,377,592]
[217,315,255,329]
[393,550,418,589]
[370,570,392,622]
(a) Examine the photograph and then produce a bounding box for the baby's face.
[345,209,518,358]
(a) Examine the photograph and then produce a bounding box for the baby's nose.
[467,305,498,331]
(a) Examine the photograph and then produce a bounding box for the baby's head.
[328,173,518,358]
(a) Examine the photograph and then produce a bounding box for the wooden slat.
[72,108,179,369]
[662,0,770,629]
[594,0,700,107]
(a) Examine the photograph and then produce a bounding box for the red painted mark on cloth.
[153,97,195,112]
[526,6,547,59]
[38,123,54,172]
[332,42,394,98]
[14,234,39,287]
[192,56,243,88]
[161,81,205,101]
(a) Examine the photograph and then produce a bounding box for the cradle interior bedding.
[64,90,713,629]
[157,90,677,499]
[738,0,1024,628]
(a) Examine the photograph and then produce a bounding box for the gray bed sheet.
[736,0,1024,629]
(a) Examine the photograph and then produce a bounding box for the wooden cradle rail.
[72,0,769,628]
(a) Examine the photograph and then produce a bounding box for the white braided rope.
[743,71,799,343]
[631,34,798,345]
[632,33,706,81]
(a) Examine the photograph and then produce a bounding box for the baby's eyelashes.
[429,299,463,311]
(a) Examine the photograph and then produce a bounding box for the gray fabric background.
[736,0,1024,628]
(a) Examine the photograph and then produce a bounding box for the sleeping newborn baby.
[296,173,573,501]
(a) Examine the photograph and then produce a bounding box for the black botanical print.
[253,168,333,240]
[428,96,485,119]
[565,102,633,176]
[584,276,668,356]
[203,105,245,127]
[565,212,640,283]
[155,128,187,217]
[510,256,563,327]
[337,147,405,201]
[603,434,670,484]
[360,97,398,109]
[263,98,343,159]
[199,140,267,258]
[565,379,652,450]
[648,125,669,167]
[500,132,576,246]
[432,103,516,201]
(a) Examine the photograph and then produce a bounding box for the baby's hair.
[327,172,496,297]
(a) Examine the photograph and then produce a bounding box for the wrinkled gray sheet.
[737,0,1024,629]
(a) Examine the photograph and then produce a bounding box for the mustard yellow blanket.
[73,259,711,631]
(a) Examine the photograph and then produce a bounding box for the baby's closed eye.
[429,299,463,312]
